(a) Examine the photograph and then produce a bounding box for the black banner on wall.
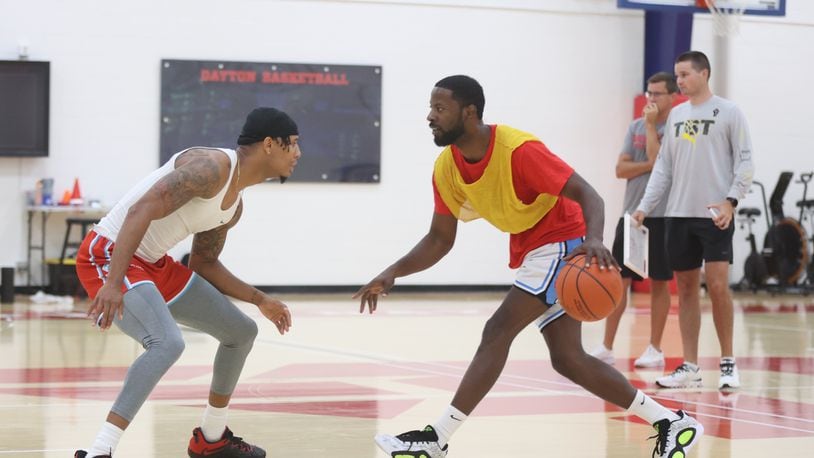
[160,59,382,183]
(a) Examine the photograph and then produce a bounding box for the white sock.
[721,356,735,364]
[627,390,680,425]
[87,422,124,457]
[683,361,700,371]
[200,404,229,442]
[432,405,467,447]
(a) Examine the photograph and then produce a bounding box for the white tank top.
[95,147,241,263]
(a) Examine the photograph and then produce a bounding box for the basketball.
[555,254,623,322]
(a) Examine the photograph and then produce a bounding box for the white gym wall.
[0,0,811,287]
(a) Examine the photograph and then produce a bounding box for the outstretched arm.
[353,212,458,313]
[190,202,291,334]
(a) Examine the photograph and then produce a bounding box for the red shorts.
[76,230,194,303]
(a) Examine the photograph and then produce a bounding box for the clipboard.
[623,213,649,278]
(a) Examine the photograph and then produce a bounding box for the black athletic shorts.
[664,217,735,271]
[612,217,673,281]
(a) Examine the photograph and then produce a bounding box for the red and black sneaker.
[74,451,111,458]
[187,426,266,457]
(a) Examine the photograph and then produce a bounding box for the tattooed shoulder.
[153,153,226,212]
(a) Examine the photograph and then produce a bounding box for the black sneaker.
[374,425,448,458]
[74,451,111,458]
[650,410,704,457]
[187,426,265,457]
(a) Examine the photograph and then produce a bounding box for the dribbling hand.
[564,237,619,271]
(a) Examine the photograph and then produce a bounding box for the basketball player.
[73,107,299,458]
[633,51,754,391]
[589,72,679,368]
[354,75,703,457]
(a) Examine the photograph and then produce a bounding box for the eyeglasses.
[645,91,670,97]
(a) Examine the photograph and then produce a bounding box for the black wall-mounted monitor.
[0,60,50,157]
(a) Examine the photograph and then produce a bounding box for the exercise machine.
[794,172,813,290]
[764,172,809,287]
[736,171,810,292]
[736,181,768,291]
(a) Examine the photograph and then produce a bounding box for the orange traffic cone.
[70,178,84,205]
[60,189,72,205]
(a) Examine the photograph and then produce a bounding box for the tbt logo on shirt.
[674,119,715,145]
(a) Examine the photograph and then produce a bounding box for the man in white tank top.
[74,107,301,458]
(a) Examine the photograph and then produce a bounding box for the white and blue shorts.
[513,237,584,331]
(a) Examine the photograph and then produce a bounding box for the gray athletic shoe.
[656,363,702,388]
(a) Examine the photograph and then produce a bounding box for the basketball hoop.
[696,0,747,36]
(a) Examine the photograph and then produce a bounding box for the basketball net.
[696,0,746,36]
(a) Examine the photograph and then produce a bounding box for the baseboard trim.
[256,284,511,294]
[10,284,512,297]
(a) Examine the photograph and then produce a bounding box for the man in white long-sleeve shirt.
[632,51,754,391]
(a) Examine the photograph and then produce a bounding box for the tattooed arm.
[190,202,292,334]
[88,150,226,329]
[188,201,254,300]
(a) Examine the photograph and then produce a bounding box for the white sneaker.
[718,360,741,390]
[375,425,448,458]
[634,345,665,368]
[588,344,614,364]
[651,410,704,457]
[656,363,702,388]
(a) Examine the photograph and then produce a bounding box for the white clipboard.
[623,213,649,278]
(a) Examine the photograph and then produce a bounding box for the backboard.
[618,0,786,16]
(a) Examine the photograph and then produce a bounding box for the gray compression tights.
[110,275,258,422]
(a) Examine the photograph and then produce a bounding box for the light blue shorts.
[513,237,584,330]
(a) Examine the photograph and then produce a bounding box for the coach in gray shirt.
[633,51,754,392]
[590,72,677,370]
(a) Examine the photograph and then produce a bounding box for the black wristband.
[726,197,738,208]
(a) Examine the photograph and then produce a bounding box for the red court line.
[2,360,812,440]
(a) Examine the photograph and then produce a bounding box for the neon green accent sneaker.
[650,410,703,458]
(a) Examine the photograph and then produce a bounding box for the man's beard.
[432,122,465,146]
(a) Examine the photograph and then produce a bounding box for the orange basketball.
[555,254,623,322]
